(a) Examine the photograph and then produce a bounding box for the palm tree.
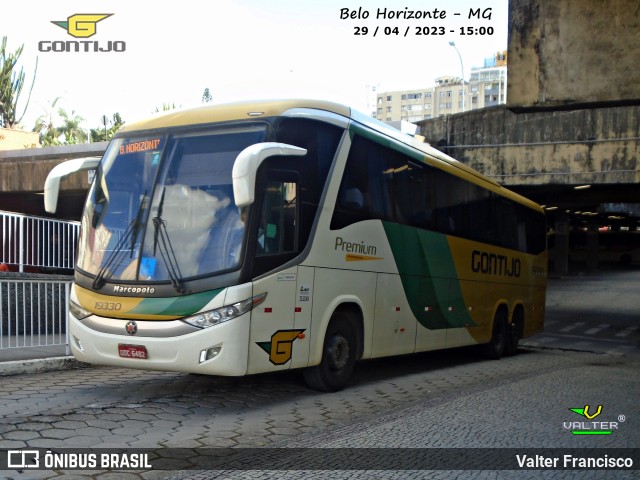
[58,107,87,144]
[33,97,61,146]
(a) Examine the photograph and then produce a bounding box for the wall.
[508,0,640,110]
[417,105,639,186]
[0,143,108,193]
[0,128,40,150]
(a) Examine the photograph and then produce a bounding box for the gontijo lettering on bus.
[471,249,521,278]
[119,139,162,155]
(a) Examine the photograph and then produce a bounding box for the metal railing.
[0,278,71,354]
[1,210,80,272]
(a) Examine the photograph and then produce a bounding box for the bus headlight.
[182,292,267,328]
[70,300,92,320]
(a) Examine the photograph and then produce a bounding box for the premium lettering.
[335,237,377,256]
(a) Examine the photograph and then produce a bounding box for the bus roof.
[118,99,543,213]
[118,99,352,133]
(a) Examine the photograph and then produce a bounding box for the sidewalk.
[0,344,87,376]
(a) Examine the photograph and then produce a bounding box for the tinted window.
[332,134,546,254]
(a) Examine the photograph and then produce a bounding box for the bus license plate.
[118,344,148,359]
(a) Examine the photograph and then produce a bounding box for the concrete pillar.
[554,214,570,275]
[586,222,600,272]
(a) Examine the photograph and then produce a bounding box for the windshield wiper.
[152,188,186,293]
[92,192,148,290]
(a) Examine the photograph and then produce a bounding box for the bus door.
[247,174,309,373]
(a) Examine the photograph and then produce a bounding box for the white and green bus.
[45,99,547,391]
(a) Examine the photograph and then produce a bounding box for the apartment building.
[374,51,507,123]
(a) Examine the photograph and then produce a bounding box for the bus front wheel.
[303,312,357,392]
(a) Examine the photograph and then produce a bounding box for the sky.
[2,0,508,133]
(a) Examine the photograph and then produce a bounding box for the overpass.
[0,142,108,220]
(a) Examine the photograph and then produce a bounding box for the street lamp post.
[448,41,465,112]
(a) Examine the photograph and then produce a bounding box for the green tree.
[34,97,91,145]
[0,36,37,128]
[90,112,125,142]
[153,102,179,113]
[58,107,87,144]
[202,87,213,103]
[33,97,61,146]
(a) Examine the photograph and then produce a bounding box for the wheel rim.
[327,335,350,372]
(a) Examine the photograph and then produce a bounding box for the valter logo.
[39,14,126,53]
[563,404,626,435]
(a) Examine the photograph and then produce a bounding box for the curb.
[0,356,90,376]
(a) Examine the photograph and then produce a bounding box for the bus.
[45,99,547,392]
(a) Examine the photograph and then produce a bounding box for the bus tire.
[303,311,357,392]
[504,307,523,356]
[481,309,507,359]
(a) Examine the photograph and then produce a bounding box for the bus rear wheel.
[303,312,357,392]
[481,309,507,359]
[504,307,523,356]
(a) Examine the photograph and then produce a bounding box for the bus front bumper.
[69,313,250,376]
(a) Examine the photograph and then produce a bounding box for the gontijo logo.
[52,14,113,38]
[39,14,126,53]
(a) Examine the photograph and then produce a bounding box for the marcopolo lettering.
[38,40,126,52]
[471,250,521,277]
[113,285,155,294]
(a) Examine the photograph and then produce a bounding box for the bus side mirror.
[44,157,101,213]
[232,142,306,207]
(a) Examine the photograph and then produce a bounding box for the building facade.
[374,51,507,123]
[0,128,40,150]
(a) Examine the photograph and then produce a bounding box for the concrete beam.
[0,143,107,194]
[508,0,640,110]
[417,105,639,186]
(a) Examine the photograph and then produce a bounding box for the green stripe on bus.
[130,288,224,317]
[382,222,475,329]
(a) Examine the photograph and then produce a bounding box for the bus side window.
[256,179,298,256]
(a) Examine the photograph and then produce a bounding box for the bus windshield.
[78,125,267,285]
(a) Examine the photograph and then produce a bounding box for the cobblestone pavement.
[1,344,638,479]
[1,269,638,479]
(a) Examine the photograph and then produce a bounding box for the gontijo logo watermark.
[52,14,113,38]
[39,14,126,52]
[563,404,626,435]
